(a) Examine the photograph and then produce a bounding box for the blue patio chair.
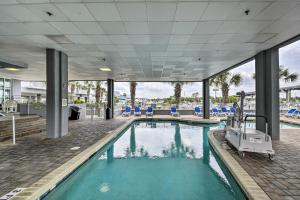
[122,106,131,117]
[134,106,141,116]
[220,106,228,116]
[285,108,296,117]
[211,107,219,116]
[146,107,153,117]
[170,107,179,117]
[229,106,235,115]
[194,107,202,116]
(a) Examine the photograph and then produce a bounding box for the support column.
[203,79,210,119]
[46,49,68,138]
[255,48,280,140]
[107,79,114,119]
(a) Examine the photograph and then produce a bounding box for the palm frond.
[230,73,242,86]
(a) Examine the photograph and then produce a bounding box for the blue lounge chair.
[221,106,228,116]
[229,106,235,115]
[122,106,131,117]
[194,107,202,116]
[146,107,153,117]
[211,107,219,116]
[134,106,141,116]
[170,107,179,117]
[285,108,296,117]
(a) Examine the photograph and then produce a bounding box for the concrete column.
[255,48,280,140]
[285,90,291,103]
[107,79,114,119]
[46,49,68,138]
[203,79,210,119]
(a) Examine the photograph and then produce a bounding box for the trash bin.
[69,105,81,120]
[106,107,111,120]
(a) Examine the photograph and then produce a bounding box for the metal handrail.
[244,115,268,141]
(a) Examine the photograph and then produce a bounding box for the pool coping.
[208,129,271,200]
[9,117,241,200]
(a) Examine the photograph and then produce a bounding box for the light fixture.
[99,67,111,72]
[5,68,20,71]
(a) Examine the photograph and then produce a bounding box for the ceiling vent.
[45,35,72,44]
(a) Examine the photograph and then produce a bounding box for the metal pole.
[12,115,16,144]
[27,96,30,115]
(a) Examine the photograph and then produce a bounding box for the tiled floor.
[215,129,300,200]
[0,118,126,197]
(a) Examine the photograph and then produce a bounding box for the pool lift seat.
[225,91,275,160]
[226,115,275,160]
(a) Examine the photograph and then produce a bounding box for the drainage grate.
[0,188,26,200]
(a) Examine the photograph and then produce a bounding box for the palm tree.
[130,82,137,108]
[210,71,242,104]
[69,82,76,101]
[279,65,298,82]
[171,82,187,108]
[95,81,101,105]
[252,65,298,82]
[253,65,298,102]
[85,81,95,103]
[75,81,81,93]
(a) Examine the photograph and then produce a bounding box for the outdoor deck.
[0,115,300,200]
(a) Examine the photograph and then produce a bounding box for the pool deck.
[211,129,300,200]
[0,115,300,200]
[0,118,127,198]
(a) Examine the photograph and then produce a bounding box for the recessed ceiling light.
[5,68,20,71]
[99,67,111,72]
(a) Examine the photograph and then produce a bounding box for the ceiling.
[0,0,299,81]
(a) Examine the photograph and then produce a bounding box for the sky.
[115,40,300,99]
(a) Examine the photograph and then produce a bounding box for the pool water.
[44,121,246,200]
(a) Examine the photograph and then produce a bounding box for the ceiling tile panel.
[193,21,222,34]
[74,22,104,34]
[202,2,238,20]
[50,22,82,34]
[175,2,207,21]
[147,3,176,21]
[99,22,127,34]
[117,3,147,21]
[172,22,197,34]
[56,3,94,21]
[86,3,121,21]
[25,4,68,21]
[125,22,149,34]
[148,22,173,34]
[0,5,42,22]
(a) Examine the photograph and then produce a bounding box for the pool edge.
[208,129,271,200]
[10,117,220,200]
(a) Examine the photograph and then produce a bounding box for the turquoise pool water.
[44,121,246,200]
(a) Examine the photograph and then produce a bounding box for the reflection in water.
[161,123,196,158]
[203,126,210,164]
[130,126,136,155]
[107,145,114,163]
